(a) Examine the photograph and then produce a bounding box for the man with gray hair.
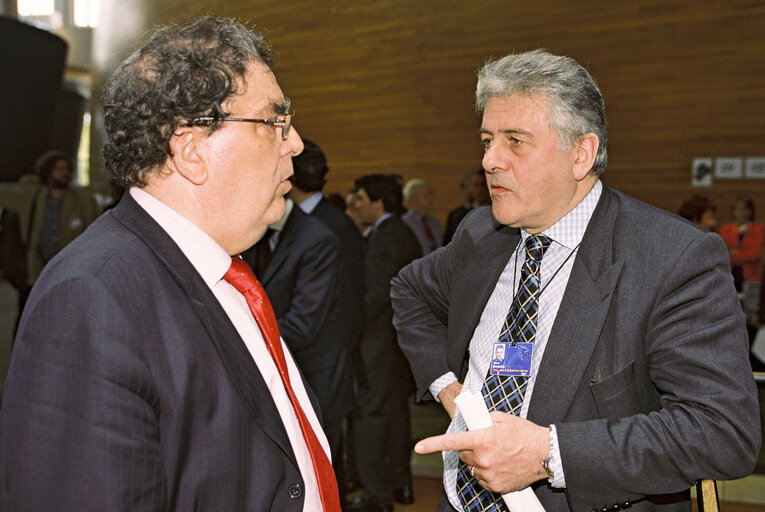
[402,178,443,255]
[392,49,760,512]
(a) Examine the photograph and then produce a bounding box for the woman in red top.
[720,196,764,319]
[721,196,764,284]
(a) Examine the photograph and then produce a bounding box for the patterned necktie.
[224,257,341,512]
[456,234,551,511]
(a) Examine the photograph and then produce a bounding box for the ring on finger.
[470,465,475,477]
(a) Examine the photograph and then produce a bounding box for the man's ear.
[167,127,208,186]
[572,133,600,181]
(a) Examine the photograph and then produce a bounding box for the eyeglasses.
[185,112,294,139]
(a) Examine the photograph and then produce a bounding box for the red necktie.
[224,257,340,511]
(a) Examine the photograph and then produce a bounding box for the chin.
[265,197,287,224]
[491,203,515,226]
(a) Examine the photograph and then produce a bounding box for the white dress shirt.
[130,187,328,512]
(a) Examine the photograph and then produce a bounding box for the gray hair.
[475,49,608,175]
[403,178,430,203]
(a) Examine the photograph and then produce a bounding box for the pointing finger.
[414,431,476,454]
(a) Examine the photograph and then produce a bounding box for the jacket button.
[288,483,303,499]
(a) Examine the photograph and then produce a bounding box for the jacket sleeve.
[1,276,166,511]
[391,224,462,401]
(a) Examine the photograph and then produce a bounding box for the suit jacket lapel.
[111,194,297,461]
[262,207,302,285]
[527,187,624,425]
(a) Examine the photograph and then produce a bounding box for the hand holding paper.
[413,392,548,511]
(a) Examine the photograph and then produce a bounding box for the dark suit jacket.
[1,193,320,511]
[243,205,354,422]
[360,215,421,390]
[443,204,472,245]
[309,198,365,356]
[392,186,761,512]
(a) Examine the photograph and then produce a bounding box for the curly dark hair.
[677,195,716,224]
[35,150,72,184]
[102,16,273,187]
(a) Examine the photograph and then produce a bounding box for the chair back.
[696,479,719,512]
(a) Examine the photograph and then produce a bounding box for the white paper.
[454,392,546,512]
[752,327,765,364]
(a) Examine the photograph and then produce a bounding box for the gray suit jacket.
[1,193,319,511]
[392,185,761,512]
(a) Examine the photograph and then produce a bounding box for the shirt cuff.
[429,372,458,402]
[548,424,566,488]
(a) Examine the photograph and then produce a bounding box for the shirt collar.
[372,211,394,231]
[521,179,602,250]
[298,192,323,214]
[129,187,232,287]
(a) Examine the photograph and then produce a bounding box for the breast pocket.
[589,361,638,420]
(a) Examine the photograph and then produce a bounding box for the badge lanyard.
[508,236,580,343]
[490,237,580,377]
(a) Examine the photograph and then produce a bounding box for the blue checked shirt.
[430,180,602,509]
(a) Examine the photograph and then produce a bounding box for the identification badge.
[490,342,533,376]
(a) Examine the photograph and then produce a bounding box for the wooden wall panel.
[92,0,765,225]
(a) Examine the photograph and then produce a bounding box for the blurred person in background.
[677,194,717,232]
[402,178,443,255]
[471,167,491,208]
[443,173,476,245]
[26,150,98,284]
[720,196,764,318]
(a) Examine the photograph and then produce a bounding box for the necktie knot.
[525,233,551,262]
[224,257,260,293]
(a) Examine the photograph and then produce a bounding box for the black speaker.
[0,16,68,182]
[50,82,88,169]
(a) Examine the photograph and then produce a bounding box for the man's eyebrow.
[269,97,291,116]
[479,127,534,138]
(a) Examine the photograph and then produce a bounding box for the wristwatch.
[541,426,554,481]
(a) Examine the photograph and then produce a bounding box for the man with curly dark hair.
[0,16,341,511]
[26,150,99,283]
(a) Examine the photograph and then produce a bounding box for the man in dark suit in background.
[392,49,760,512]
[287,139,366,497]
[443,173,475,245]
[241,194,354,489]
[1,16,342,511]
[347,174,422,512]
[288,139,365,365]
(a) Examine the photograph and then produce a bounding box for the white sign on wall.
[745,157,765,179]
[715,157,743,179]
